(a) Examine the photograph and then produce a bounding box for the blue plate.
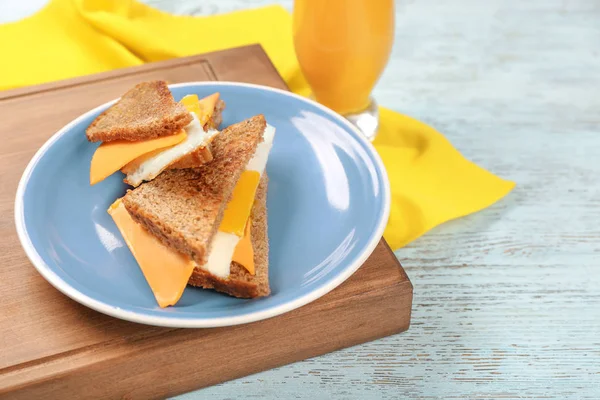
[15,82,390,327]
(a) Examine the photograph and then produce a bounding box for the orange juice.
[293,0,394,115]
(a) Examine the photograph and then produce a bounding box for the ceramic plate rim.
[14,81,390,328]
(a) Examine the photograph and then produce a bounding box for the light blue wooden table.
[4,0,599,398]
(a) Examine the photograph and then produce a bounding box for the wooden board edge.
[0,283,412,400]
[382,240,413,290]
[0,44,266,101]
[0,240,412,391]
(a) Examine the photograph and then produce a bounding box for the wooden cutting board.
[0,45,412,400]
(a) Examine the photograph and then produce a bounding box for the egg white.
[126,114,218,187]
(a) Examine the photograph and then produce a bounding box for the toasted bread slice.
[122,115,267,265]
[86,81,193,142]
[188,174,270,298]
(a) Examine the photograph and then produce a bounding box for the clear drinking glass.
[293,0,395,141]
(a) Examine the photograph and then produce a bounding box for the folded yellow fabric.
[0,0,514,249]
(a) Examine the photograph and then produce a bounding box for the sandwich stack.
[87,80,274,307]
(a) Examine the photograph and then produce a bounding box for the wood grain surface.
[0,45,412,399]
[3,0,600,398]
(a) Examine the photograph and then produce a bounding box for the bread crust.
[86,81,193,142]
[166,100,225,170]
[205,99,225,131]
[188,175,270,298]
[168,146,214,170]
[122,115,266,265]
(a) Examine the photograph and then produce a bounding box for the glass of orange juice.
[293,0,394,141]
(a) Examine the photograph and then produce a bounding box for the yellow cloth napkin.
[0,0,514,249]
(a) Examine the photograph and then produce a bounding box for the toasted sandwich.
[108,115,275,307]
[87,81,224,186]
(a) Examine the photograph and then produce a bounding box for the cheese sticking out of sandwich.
[180,94,202,117]
[109,194,262,307]
[87,81,224,186]
[122,94,220,187]
[181,92,220,127]
[108,199,195,308]
[90,131,187,185]
[123,114,218,186]
[197,93,221,126]
[201,124,275,278]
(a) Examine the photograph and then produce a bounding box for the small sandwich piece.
[123,115,267,264]
[108,176,269,306]
[108,115,275,307]
[120,94,221,187]
[188,175,270,298]
[86,80,192,143]
[88,81,223,186]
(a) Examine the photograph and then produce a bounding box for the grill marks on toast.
[86,81,193,142]
[122,115,267,265]
[188,175,270,298]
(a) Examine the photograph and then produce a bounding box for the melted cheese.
[108,199,195,308]
[90,131,187,185]
[232,220,255,275]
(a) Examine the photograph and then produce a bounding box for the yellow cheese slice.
[108,199,196,308]
[180,94,201,117]
[198,93,220,126]
[219,170,260,237]
[119,146,169,175]
[181,92,220,126]
[232,219,255,275]
[90,131,187,185]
